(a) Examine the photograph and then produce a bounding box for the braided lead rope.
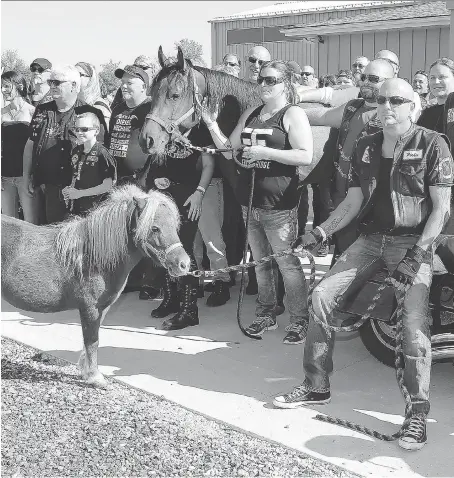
[312,289,412,441]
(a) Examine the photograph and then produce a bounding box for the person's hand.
[183,190,203,221]
[23,176,35,197]
[386,245,431,293]
[235,145,265,169]
[292,228,324,252]
[62,186,81,201]
[200,98,219,128]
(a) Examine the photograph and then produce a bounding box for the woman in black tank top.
[201,60,314,344]
[1,70,39,223]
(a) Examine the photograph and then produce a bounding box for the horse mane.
[151,61,262,133]
[53,184,180,277]
[193,65,262,114]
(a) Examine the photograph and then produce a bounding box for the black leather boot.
[206,280,231,307]
[162,276,199,330]
[151,274,180,318]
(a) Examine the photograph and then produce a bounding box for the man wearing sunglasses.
[246,46,271,81]
[300,59,394,254]
[222,53,241,77]
[300,65,316,87]
[23,65,107,224]
[275,78,453,451]
[29,58,53,107]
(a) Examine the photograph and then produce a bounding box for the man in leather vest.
[301,59,395,254]
[274,78,454,452]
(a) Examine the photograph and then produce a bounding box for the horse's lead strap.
[164,242,183,256]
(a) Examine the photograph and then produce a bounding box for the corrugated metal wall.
[319,27,449,80]
[211,6,376,78]
[212,6,449,81]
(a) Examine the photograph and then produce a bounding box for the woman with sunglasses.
[201,60,313,344]
[1,70,39,222]
[417,58,454,133]
[75,62,111,130]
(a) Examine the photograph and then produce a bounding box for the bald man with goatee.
[274,78,454,452]
[246,45,271,81]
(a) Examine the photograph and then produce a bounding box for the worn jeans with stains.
[193,178,230,282]
[242,206,309,323]
[303,234,432,414]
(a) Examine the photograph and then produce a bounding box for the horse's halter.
[145,65,205,158]
[131,206,183,266]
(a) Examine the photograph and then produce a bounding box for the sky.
[1,1,276,69]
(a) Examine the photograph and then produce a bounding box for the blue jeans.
[193,178,230,282]
[303,234,432,414]
[242,206,309,323]
[1,176,40,224]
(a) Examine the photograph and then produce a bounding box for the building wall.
[319,27,449,80]
[211,6,448,81]
[211,6,383,78]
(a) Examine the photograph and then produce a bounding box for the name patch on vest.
[403,150,423,160]
[447,108,454,123]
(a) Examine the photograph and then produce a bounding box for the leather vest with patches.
[353,125,452,234]
[333,99,382,206]
[443,92,454,157]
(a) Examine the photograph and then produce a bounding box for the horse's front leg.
[79,306,108,389]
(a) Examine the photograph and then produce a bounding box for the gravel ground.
[2,337,358,478]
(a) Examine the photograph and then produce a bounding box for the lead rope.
[310,281,412,441]
[237,168,259,339]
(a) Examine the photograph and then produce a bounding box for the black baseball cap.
[114,65,149,88]
[30,58,52,70]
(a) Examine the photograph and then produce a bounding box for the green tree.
[98,59,122,96]
[1,49,31,81]
[174,39,206,67]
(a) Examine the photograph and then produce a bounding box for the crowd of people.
[2,45,454,452]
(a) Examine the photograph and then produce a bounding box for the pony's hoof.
[86,373,108,389]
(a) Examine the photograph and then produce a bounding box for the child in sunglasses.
[62,112,116,215]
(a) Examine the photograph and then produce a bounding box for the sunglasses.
[225,62,239,67]
[377,95,413,106]
[73,127,97,133]
[360,74,386,84]
[301,72,313,77]
[257,75,285,86]
[30,66,45,73]
[47,79,71,87]
[249,57,265,66]
[352,63,366,68]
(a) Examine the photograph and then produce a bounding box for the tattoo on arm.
[323,204,353,235]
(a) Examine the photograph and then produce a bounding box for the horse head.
[139,46,207,162]
[131,186,191,277]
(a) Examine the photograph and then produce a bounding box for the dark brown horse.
[139,46,331,183]
[1,184,190,388]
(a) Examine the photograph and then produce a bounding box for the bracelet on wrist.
[196,186,206,195]
[315,226,328,242]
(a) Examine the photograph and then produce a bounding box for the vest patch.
[361,147,370,163]
[403,150,423,160]
[447,108,454,123]
[439,157,453,181]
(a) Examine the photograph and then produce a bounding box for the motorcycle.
[334,237,454,367]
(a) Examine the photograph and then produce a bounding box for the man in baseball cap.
[29,57,53,106]
[114,65,149,89]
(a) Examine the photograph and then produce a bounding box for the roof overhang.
[281,15,450,37]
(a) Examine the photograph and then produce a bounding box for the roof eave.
[281,15,450,36]
[208,1,415,23]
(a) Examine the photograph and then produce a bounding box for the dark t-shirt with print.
[107,98,151,178]
[417,104,444,133]
[29,99,107,187]
[69,142,116,215]
[147,126,211,188]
